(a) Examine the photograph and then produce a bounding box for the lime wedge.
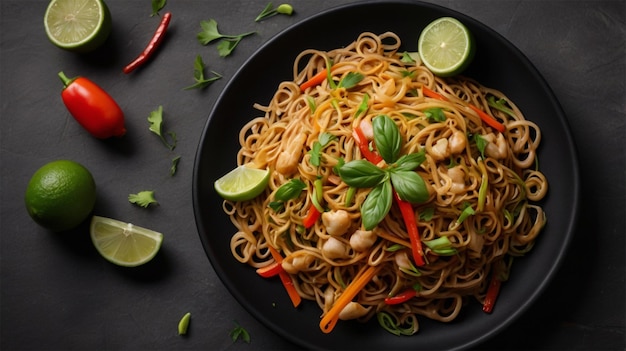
[90,216,163,267]
[418,17,475,77]
[44,0,112,52]
[214,165,270,201]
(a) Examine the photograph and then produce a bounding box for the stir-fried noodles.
[221,32,547,335]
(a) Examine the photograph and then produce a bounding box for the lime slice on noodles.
[214,165,270,201]
[90,216,163,267]
[418,17,475,77]
[44,0,112,52]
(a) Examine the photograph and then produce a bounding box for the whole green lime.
[25,160,96,232]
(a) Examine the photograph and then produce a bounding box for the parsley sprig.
[196,19,255,57]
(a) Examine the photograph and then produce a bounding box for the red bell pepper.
[58,71,126,139]
[394,192,425,267]
[384,288,418,305]
[256,261,284,278]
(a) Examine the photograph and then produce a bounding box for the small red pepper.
[123,12,172,74]
[483,273,502,313]
[256,261,284,278]
[384,288,418,305]
[58,71,126,139]
[353,125,383,164]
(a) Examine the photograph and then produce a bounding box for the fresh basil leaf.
[338,72,364,89]
[268,201,285,212]
[373,115,402,164]
[338,160,387,188]
[394,150,426,171]
[390,171,428,204]
[275,179,306,201]
[361,180,392,230]
[424,107,446,122]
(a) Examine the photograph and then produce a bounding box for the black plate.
[192,1,580,349]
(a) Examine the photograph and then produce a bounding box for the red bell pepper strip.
[58,71,126,139]
[394,192,425,267]
[353,125,384,164]
[123,12,172,74]
[422,86,506,133]
[483,273,502,313]
[302,205,321,228]
[256,261,284,278]
[384,289,417,305]
[267,246,302,308]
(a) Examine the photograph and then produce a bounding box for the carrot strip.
[268,246,302,308]
[300,66,335,92]
[422,86,447,101]
[468,104,506,133]
[319,265,380,333]
[394,192,425,267]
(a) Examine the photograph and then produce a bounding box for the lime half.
[44,0,112,52]
[214,165,270,201]
[90,216,163,267]
[418,17,475,77]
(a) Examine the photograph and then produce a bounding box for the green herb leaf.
[170,155,181,176]
[487,95,517,119]
[373,115,402,163]
[151,0,166,17]
[148,106,177,150]
[424,107,446,122]
[197,19,224,45]
[275,179,306,201]
[389,170,428,204]
[230,321,250,343]
[338,160,387,188]
[338,72,364,89]
[128,190,158,208]
[401,51,418,63]
[361,180,392,230]
[197,19,255,56]
[268,201,284,212]
[184,55,222,90]
[393,150,426,171]
[473,133,488,159]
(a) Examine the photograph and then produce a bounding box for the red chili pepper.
[483,273,502,313]
[384,288,417,305]
[58,71,126,139]
[256,261,284,278]
[394,191,426,267]
[123,12,172,74]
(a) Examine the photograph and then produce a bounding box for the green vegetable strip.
[477,158,488,212]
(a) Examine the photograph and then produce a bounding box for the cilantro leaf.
[148,105,177,150]
[184,55,222,90]
[170,155,181,176]
[424,107,446,122]
[128,191,158,208]
[197,19,255,57]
